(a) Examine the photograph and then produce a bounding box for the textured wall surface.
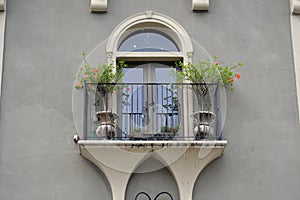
[0,0,299,199]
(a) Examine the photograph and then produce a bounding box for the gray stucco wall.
[1,0,299,200]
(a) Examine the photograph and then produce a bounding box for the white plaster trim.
[290,13,300,123]
[90,0,107,12]
[0,5,6,102]
[78,140,228,146]
[292,0,300,14]
[192,0,209,11]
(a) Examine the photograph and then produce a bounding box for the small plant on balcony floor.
[160,126,179,133]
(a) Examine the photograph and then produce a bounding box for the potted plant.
[172,57,242,139]
[75,52,127,139]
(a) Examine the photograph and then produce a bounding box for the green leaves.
[75,52,126,91]
[171,57,242,91]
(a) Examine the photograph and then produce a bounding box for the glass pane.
[155,68,175,83]
[118,30,179,52]
[122,68,143,83]
[121,68,144,135]
[155,68,178,133]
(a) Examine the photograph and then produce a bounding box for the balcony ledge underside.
[78,140,227,200]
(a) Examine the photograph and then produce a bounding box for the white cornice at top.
[292,0,300,14]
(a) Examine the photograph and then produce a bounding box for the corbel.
[192,0,209,11]
[0,0,5,12]
[292,0,300,14]
[90,0,107,13]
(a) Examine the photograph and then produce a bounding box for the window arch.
[106,11,193,63]
[118,29,180,52]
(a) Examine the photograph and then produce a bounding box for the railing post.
[83,81,88,140]
[216,81,222,140]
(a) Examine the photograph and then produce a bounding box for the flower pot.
[192,111,215,139]
[95,111,118,139]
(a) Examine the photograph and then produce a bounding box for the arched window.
[118,29,180,52]
[106,11,193,63]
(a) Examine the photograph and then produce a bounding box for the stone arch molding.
[106,10,193,62]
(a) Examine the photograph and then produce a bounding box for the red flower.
[93,68,99,74]
[230,78,234,83]
[126,87,131,91]
[235,73,241,79]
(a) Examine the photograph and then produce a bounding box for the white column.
[290,1,300,123]
[0,2,6,102]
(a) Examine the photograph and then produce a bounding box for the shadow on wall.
[125,157,179,200]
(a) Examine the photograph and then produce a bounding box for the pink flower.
[215,61,219,65]
[77,82,82,88]
[126,87,131,91]
[230,78,234,83]
[84,75,89,79]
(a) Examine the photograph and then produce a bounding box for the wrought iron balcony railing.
[82,82,222,141]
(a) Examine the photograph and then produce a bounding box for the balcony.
[77,82,227,200]
[81,82,223,141]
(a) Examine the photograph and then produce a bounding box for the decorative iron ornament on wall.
[135,191,173,200]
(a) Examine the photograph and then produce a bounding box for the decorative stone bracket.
[192,0,209,11]
[292,0,300,14]
[89,0,209,12]
[0,0,5,11]
[90,0,107,12]
[78,140,227,200]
